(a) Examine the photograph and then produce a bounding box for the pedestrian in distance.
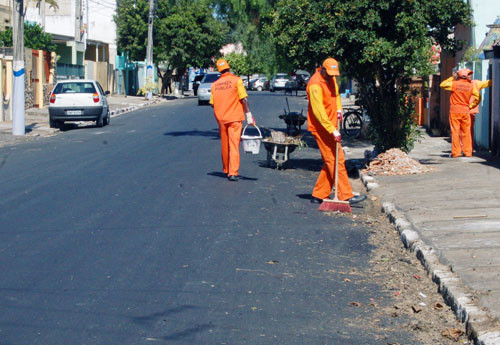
[210,58,256,182]
[307,57,366,205]
[157,69,172,96]
[439,68,480,157]
[466,69,491,149]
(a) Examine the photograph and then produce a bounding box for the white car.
[197,72,221,105]
[270,73,289,92]
[49,79,110,128]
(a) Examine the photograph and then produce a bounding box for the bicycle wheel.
[342,111,363,139]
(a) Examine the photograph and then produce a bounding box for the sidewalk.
[0,94,168,147]
[347,134,500,344]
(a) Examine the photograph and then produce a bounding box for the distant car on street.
[197,72,221,105]
[249,77,268,91]
[48,79,110,128]
[270,73,289,92]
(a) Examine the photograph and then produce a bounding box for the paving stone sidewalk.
[346,134,500,345]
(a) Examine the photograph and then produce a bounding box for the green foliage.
[114,0,149,61]
[155,0,228,73]
[213,0,279,76]
[115,0,227,74]
[269,0,471,152]
[225,52,253,76]
[0,22,56,52]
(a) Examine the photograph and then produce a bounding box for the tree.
[115,0,227,74]
[213,0,280,76]
[224,52,254,77]
[269,0,471,152]
[114,0,149,61]
[0,22,56,51]
[155,0,228,74]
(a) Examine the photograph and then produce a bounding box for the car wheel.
[198,100,202,106]
[270,87,275,92]
[96,115,104,128]
[103,111,110,126]
[49,119,56,128]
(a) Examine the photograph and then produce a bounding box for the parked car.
[49,79,110,128]
[197,72,221,105]
[270,73,289,92]
[249,77,268,91]
[192,74,205,96]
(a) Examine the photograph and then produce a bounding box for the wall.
[473,60,491,150]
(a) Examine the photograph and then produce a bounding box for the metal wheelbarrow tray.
[262,139,298,169]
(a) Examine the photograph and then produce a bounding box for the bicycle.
[341,107,364,139]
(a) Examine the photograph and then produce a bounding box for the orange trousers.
[449,112,472,157]
[219,121,242,176]
[470,113,476,146]
[311,130,354,201]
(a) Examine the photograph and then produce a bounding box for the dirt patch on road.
[331,178,470,344]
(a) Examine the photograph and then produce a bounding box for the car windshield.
[275,74,289,80]
[53,82,96,94]
[194,75,204,82]
[202,74,220,83]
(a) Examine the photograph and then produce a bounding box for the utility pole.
[12,0,25,136]
[145,0,154,100]
[75,0,82,41]
[41,0,45,30]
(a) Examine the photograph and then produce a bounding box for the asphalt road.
[0,92,422,344]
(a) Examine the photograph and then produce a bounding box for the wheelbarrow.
[262,139,298,170]
[279,97,306,135]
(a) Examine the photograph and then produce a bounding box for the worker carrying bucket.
[210,58,256,182]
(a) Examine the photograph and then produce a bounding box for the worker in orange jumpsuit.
[307,58,366,205]
[466,69,491,148]
[440,68,480,158]
[210,58,255,181]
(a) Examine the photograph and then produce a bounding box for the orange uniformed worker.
[466,69,491,146]
[440,68,480,157]
[210,58,255,181]
[307,58,366,205]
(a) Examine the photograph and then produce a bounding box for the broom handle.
[334,138,340,201]
[333,113,341,201]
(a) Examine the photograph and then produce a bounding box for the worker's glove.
[337,110,343,121]
[246,112,256,125]
[333,129,341,143]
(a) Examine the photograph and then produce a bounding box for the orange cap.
[322,58,340,76]
[457,68,469,79]
[216,59,230,72]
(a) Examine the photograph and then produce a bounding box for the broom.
[319,119,352,213]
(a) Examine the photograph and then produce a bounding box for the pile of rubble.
[263,130,303,145]
[362,148,431,175]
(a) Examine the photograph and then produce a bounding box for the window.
[53,82,97,94]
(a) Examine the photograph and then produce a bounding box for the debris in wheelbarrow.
[279,97,307,135]
[262,130,305,170]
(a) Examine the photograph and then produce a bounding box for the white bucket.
[241,125,263,154]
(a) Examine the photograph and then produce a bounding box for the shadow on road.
[164,129,219,139]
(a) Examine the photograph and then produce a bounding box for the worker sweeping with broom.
[307,58,366,212]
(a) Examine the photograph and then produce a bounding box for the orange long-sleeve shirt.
[306,68,343,134]
[440,77,480,113]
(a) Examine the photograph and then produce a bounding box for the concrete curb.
[359,170,500,345]
[109,99,162,117]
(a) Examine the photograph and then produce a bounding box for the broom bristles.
[318,198,352,213]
